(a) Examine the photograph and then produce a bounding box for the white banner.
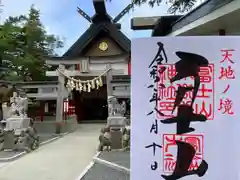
[131,37,240,180]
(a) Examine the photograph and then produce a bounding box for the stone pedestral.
[107,116,127,149]
[5,117,30,135]
[107,116,127,127]
[99,96,129,150]
[3,130,15,151]
[0,91,40,152]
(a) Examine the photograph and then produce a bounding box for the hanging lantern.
[91,79,95,89]
[87,81,92,92]
[99,76,103,87]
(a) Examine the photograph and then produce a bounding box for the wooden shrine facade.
[45,0,132,123]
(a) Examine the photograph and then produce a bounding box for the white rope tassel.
[75,80,80,91]
[79,81,83,92]
[99,76,103,87]
[57,68,111,93]
[83,83,87,92]
[70,79,75,89]
[91,79,95,89]
[87,81,91,92]
[96,79,100,89]
[66,79,72,91]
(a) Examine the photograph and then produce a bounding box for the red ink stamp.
[162,134,204,173]
[157,64,214,120]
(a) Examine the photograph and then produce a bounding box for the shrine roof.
[62,23,130,58]
[168,0,233,34]
[58,0,131,59]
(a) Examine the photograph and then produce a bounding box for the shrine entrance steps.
[0,124,102,180]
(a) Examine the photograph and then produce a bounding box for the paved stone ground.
[81,162,130,180]
[38,133,60,143]
[0,151,24,159]
[81,151,130,180]
[99,151,130,168]
[0,124,102,180]
[0,133,60,159]
[0,162,7,168]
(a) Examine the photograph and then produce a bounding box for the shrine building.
[44,0,132,123]
[10,0,238,129]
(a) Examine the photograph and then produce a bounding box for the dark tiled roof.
[48,0,130,60]
[45,56,64,60]
[151,0,234,36]
[171,0,233,32]
[63,23,130,58]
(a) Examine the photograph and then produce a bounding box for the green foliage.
[108,0,198,13]
[139,0,198,13]
[0,5,63,81]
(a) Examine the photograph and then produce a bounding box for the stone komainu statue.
[98,126,111,151]
[9,91,28,117]
[122,125,130,151]
[120,100,126,116]
[0,86,26,120]
[108,96,126,116]
[108,96,116,116]
[0,85,39,152]
[15,121,39,152]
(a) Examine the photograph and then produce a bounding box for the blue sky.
[0,0,190,55]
